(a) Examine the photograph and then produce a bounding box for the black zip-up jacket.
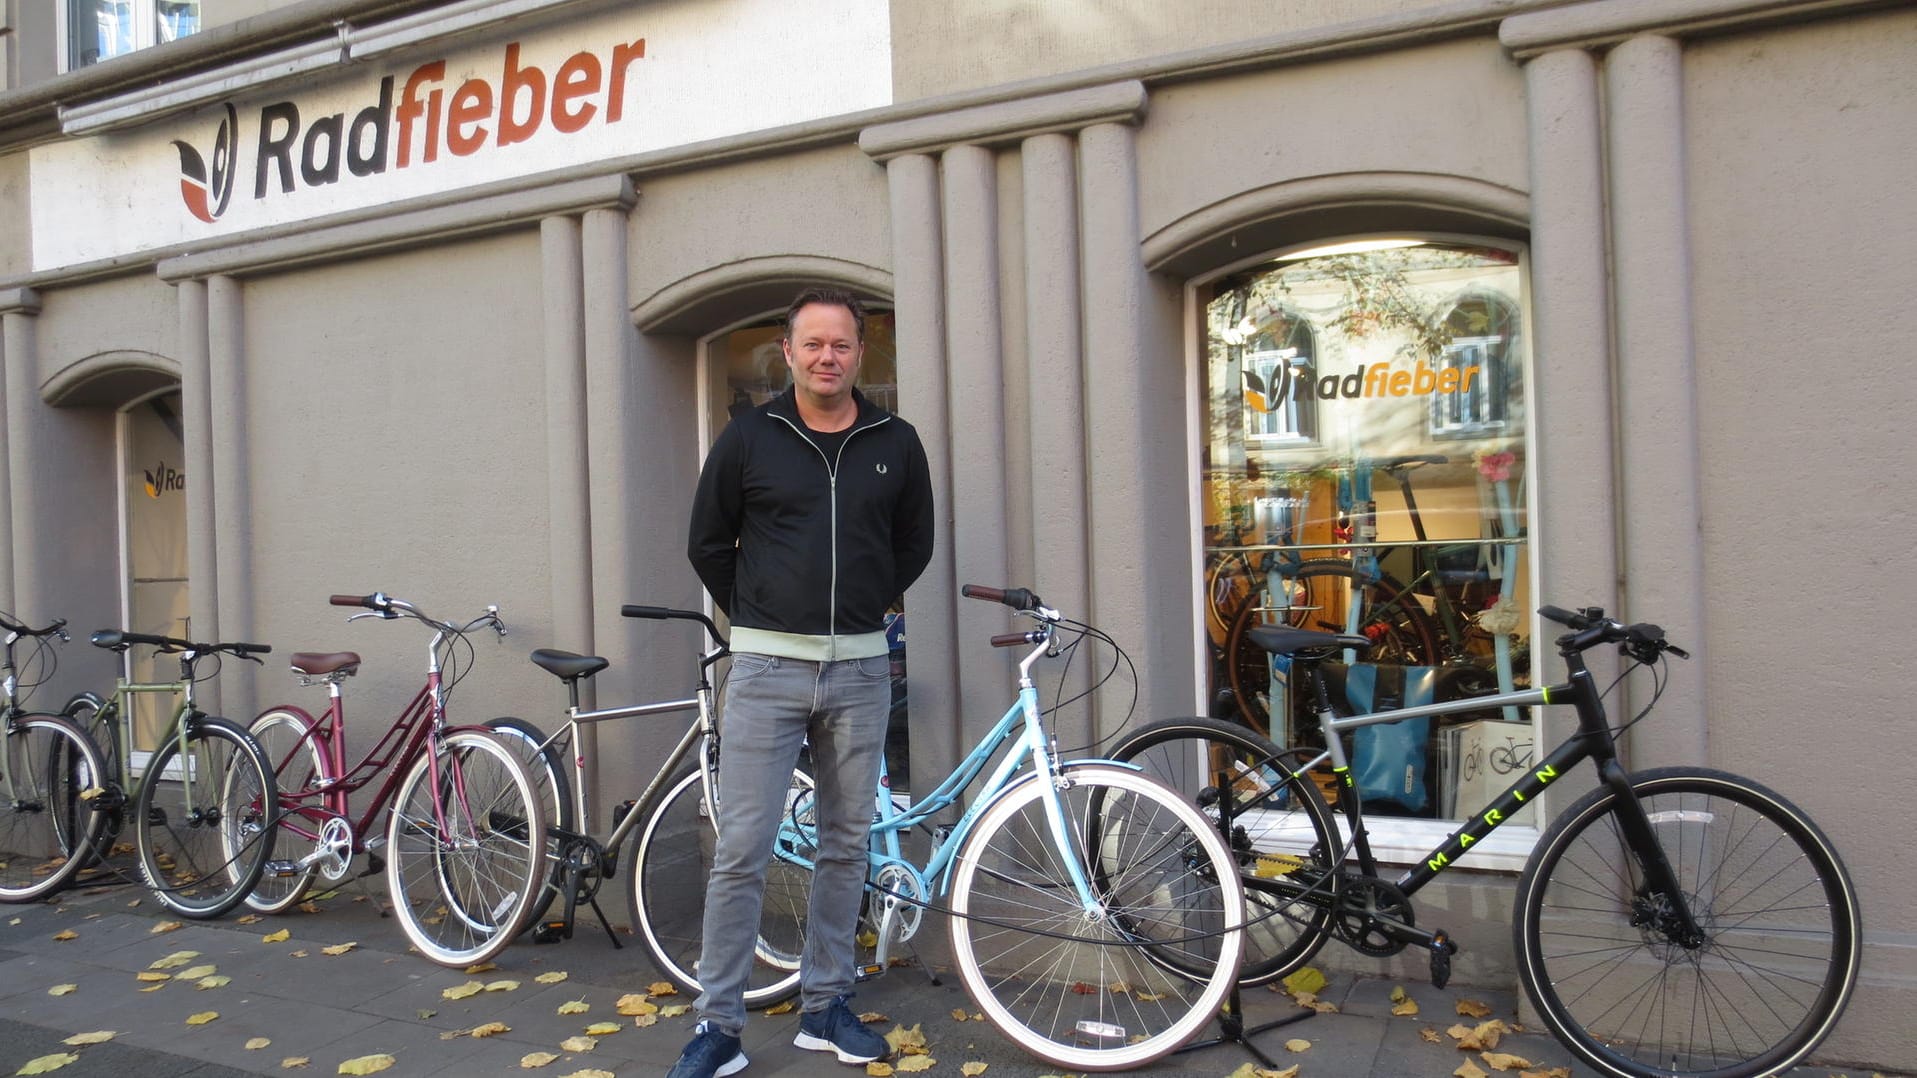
[688,387,935,661]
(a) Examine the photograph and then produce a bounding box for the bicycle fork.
[1596,760,1708,949]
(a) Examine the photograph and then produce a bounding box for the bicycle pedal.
[1428,929,1456,989]
[532,920,572,944]
[263,860,300,878]
[854,963,885,981]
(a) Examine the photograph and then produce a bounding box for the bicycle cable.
[1606,654,1668,742]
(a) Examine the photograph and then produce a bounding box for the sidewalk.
[0,872,1891,1078]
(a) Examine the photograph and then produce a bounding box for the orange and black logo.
[171,104,239,223]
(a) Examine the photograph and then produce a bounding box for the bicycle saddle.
[290,651,361,676]
[531,648,610,681]
[1246,624,1374,659]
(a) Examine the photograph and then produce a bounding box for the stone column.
[206,275,254,715]
[1606,34,1708,762]
[0,289,38,618]
[542,215,595,705]
[176,279,221,713]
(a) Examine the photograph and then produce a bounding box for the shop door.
[122,390,189,752]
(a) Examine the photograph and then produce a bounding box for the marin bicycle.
[0,612,280,918]
[506,589,1248,1071]
[244,593,547,967]
[1109,604,1858,1078]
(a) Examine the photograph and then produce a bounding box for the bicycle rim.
[138,721,276,918]
[243,710,325,914]
[1107,717,1338,986]
[385,730,546,967]
[1516,768,1860,1078]
[485,716,571,931]
[948,765,1244,1071]
[629,767,810,1008]
[0,716,107,902]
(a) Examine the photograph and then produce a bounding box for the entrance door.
[121,389,188,752]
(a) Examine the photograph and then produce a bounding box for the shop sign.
[28,0,891,270]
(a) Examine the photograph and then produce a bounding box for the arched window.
[1430,292,1520,439]
[1217,295,1318,445]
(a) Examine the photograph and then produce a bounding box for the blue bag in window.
[1344,663,1438,816]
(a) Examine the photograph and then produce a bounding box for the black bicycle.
[1110,604,1859,1078]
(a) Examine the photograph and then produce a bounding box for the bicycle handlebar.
[0,615,68,640]
[89,629,271,658]
[620,604,727,650]
[962,584,1044,612]
[331,592,504,636]
[991,631,1045,648]
[1539,605,1690,663]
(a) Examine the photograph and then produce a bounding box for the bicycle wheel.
[1515,767,1860,1078]
[629,765,813,1008]
[243,709,328,914]
[0,714,108,902]
[485,716,571,930]
[1105,717,1339,986]
[62,694,121,869]
[947,764,1244,1071]
[135,717,277,918]
[1224,559,1439,738]
[385,729,547,966]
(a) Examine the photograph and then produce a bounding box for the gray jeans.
[693,651,891,1035]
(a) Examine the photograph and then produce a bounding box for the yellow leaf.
[484,979,521,992]
[583,1022,621,1036]
[470,1022,511,1038]
[52,930,78,941]
[178,965,218,980]
[885,1024,929,1056]
[614,994,654,1015]
[519,1053,559,1068]
[61,1031,116,1045]
[15,1052,79,1074]
[281,1057,310,1068]
[437,1030,464,1042]
[1457,998,1495,1019]
[865,1065,894,1078]
[262,929,290,943]
[1516,1070,1570,1078]
[1454,1061,1489,1078]
[136,972,172,983]
[1280,966,1326,998]
[48,984,77,996]
[534,971,569,984]
[556,1000,589,1015]
[646,981,678,996]
[1392,999,1420,1016]
[247,1038,272,1050]
[297,902,320,914]
[236,914,262,925]
[895,1057,935,1073]
[960,1065,987,1077]
[632,1014,658,1028]
[860,1012,889,1024]
[1284,1038,1311,1052]
[290,951,309,959]
[441,981,483,1000]
[857,930,878,947]
[556,1071,614,1078]
[950,1008,968,1021]
[185,1011,219,1025]
[139,984,167,993]
[150,920,184,934]
[322,942,357,956]
[1421,1026,1444,1043]
[337,1054,395,1075]
[196,976,232,990]
[1389,985,1408,1003]
[463,962,497,974]
[660,1004,690,1017]
[416,1011,435,1020]
[151,951,202,970]
[1481,1051,1535,1071]
[763,1000,795,1015]
[557,1036,595,1052]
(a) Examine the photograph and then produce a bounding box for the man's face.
[782,302,864,407]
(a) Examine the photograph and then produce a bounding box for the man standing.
[673,287,936,1078]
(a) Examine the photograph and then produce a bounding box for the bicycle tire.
[62,694,121,869]
[629,765,814,1008]
[385,729,547,966]
[135,717,277,918]
[947,764,1245,1071]
[1104,716,1339,986]
[485,716,571,930]
[1514,767,1860,1078]
[0,714,109,903]
[243,708,328,914]
[1223,559,1439,738]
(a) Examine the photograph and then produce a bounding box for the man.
[673,287,936,1078]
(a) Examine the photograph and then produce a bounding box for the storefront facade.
[2,0,1911,1068]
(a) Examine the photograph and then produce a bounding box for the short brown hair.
[783,287,866,342]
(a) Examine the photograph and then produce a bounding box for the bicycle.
[0,613,108,902]
[3,618,281,918]
[244,592,547,967]
[1110,604,1859,1078]
[1486,731,1532,775]
[510,588,1248,1071]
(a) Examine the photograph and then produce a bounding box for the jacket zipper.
[770,410,891,658]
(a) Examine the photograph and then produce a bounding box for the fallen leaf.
[950,1008,969,1021]
[416,1010,435,1020]
[1457,998,1494,1019]
[857,930,879,947]
[896,1056,935,1073]
[1284,1038,1311,1052]
[437,1030,464,1042]
[247,1038,272,1050]
[1392,999,1421,1016]
[139,984,167,993]
[763,1000,795,1015]
[660,1004,690,1018]
[633,1014,658,1028]
[1481,1051,1535,1071]
[886,1024,929,1056]
[322,942,357,956]
[534,971,568,984]
[178,964,218,980]
[196,976,232,990]
[1389,985,1408,1003]
[470,1022,511,1038]
[282,1057,310,1068]
[337,1054,395,1074]
[61,1031,116,1045]
[1421,1027,1444,1043]
[556,1071,613,1078]
[48,984,77,996]
[960,1065,987,1077]
[1516,1070,1570,1078]
[1281,966,1327,999]
[557,1000,589,1015]
[185,1011,219,1025]
[236,914,262,925]
[1449,1019,1509,1052]
[615,994,654,1015]
[464,962,497,974]
[290,950,310,959]
[150,920,184,934]
[52,930,78,941]
[484,979,521,992]
[262,929,290,943]
[15,1052,79,1074]
[646,981,678,996]
[297,902,320,914]
[136,972,173,983]
[442,981,484,1000]
[557,1036,595,1052]
[583,1022,622,1036]
[519,1053,559,1069]
[1455,1061,1489,1078]
[866,1065,894,1078]
[151,951,202,969]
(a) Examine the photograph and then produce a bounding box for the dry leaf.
[139,984,167,993]
[557,1000,589,1015]
[442,981,484,1000]
[519,1053,559,1069]
[1421,1027,1444,1043]
[557,1036,595,1052]
[1481,1051,1535,1071]
[866,1065,894,1077]
[15,1052,79,1074]
[484,979,521,993]
[151,951,201,970]
[262,929,290,943]
[437,1030,464,1042]
[1284,1038,1311,1052]
[1449,1019,1509,1052]
[470,1022,511,1038]
[337,1054,395,1075]
[660,1004,690,1017]
[860,1011,889,1023]
[615,994,653,1015]
[281,1057,310,1068]
[62,1031,116,1045]
[1455,1061,1489,1078]
[885,1024,929,1056]
[960,1065,987,1077]
[322,942,357,956]
[896,1056,935,1073]
[1392,999,1421,1016]
[556,1071,614,1078]
[416,1011,435,1020]
[535,971,569,984]
[52,930,78,941]
[236,914,262,924]
[297,902,320,914]
[150,920,184,934]
[583,1022,622,1036]
[763,1000,795,1015]
[135,972,173,983]
[247,1038,272,1050]
[48,984,77,996]
[632,1014,659,1029]
[646,981,678,996]
[1389,985,1408,1003]
[178,964,218,979]
[463,962,497,974]
[950,1008,969,1021]
[290,950,309,959]
[185,1011,219,1025]
[1457,998,1494,1018]
[196,976,232,990]
[1516,1069,1571,1078]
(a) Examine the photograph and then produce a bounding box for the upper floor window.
[1429,292,1520,439]
[64,0,200,71]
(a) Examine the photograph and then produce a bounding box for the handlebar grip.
[330,594,374,608]
[90,629,125,649]
[991,631,1042,648]
[621,605,679,620]
[1538,605,1588,629]
[962,585,1042,611]
[232,642,273,656]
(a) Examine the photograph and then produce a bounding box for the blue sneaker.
[793,995,891,1064]
[667,1021,748,1078]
